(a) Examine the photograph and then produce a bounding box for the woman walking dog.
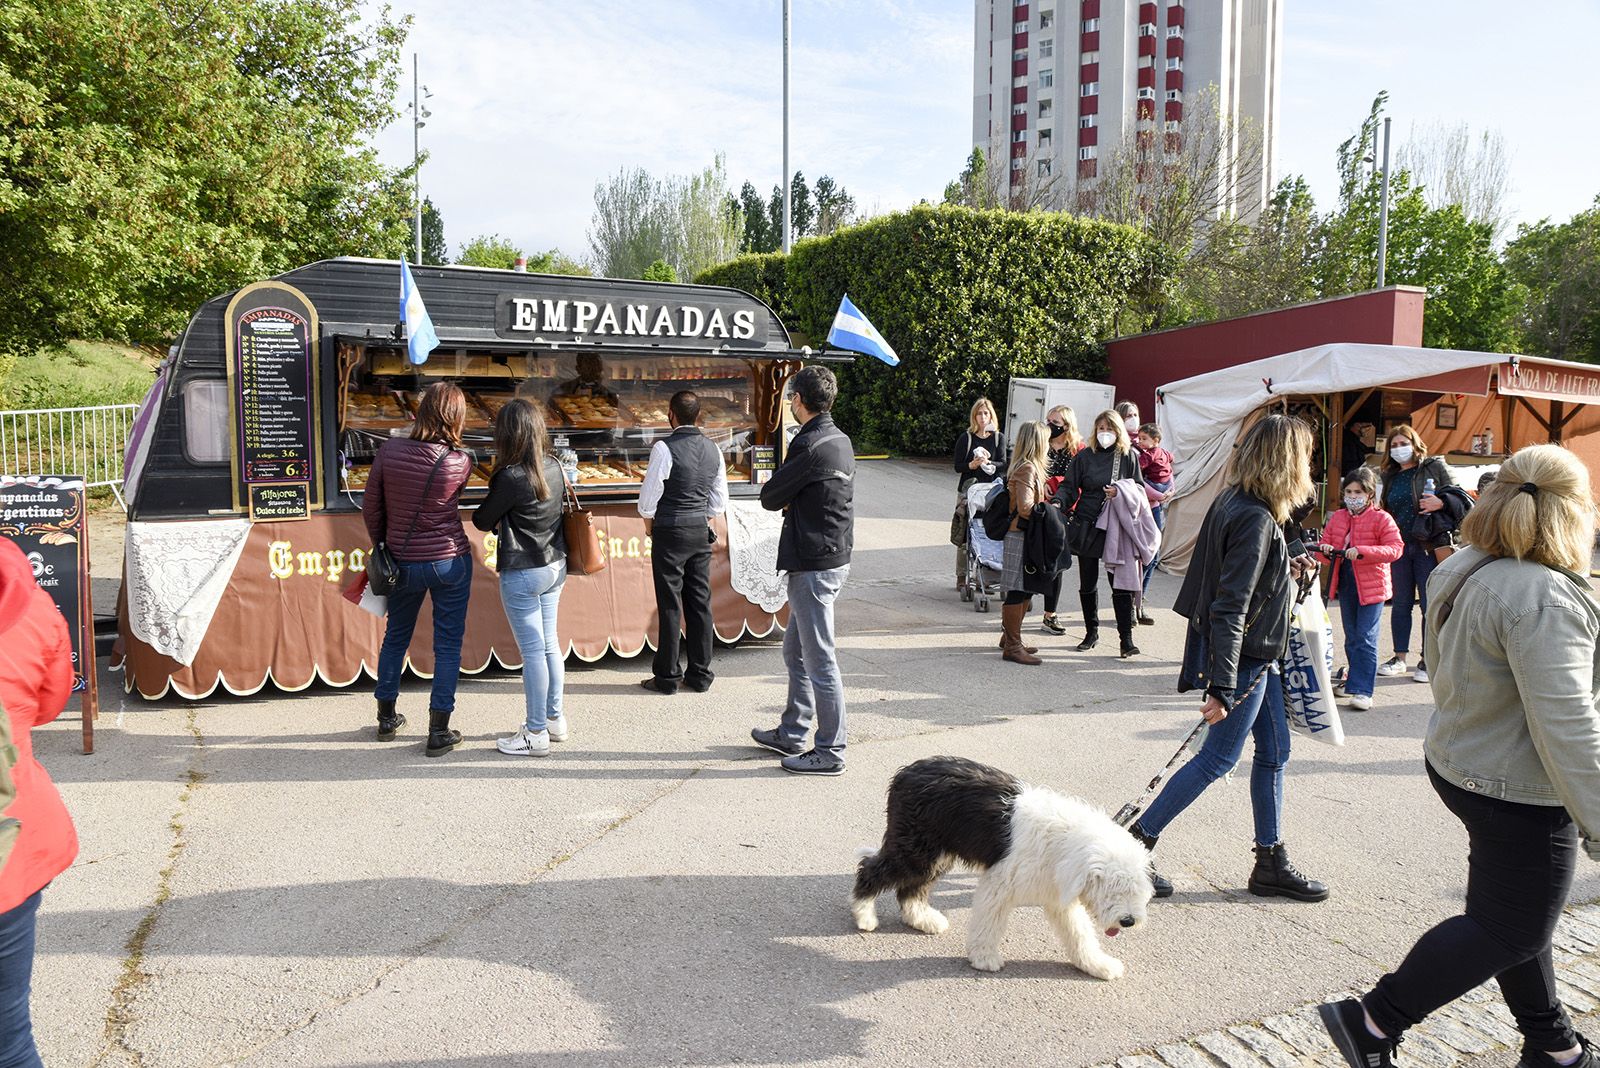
[1127,414,1329,903]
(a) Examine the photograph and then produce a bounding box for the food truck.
[115,258,832,699]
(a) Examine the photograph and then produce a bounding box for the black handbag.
[368,448,455,596]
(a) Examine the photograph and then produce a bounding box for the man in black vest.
[638,390,728,694]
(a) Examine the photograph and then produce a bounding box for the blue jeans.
[778,566,849,757]
[375,552,473,713]
[499,562,565,733]
[1391,542,1437,659]
[0,890,43,1068]
[1142,504,1166,593]
[1338,579,1384,698]
[1137,657,1292,847]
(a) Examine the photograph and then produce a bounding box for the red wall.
[1107,287,1426,418]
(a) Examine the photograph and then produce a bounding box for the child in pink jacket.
[1316,466,1404,710]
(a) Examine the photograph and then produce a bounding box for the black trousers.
[650,524,715,689]
[1365,763,1580,1052]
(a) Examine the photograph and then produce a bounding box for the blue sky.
[371,1,1600,262]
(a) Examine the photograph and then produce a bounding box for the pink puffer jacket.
[1318,506,1404,606]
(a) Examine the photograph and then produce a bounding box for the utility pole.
[782,0,792,253]
[411,55,432,264]
[1376,116,1391,288]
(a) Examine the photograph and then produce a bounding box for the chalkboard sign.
[225,281,323,514]
[248,482,310,522]
[0,476,98,752]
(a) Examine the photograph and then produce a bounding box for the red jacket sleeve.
[1315,511,1349,564]
[33,597,72,726]
[1356,511,1405,563]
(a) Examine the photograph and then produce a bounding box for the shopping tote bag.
[1280,582,1345,746]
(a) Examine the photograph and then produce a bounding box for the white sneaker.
[1347,694,1373,711]
[1413,665,1429,684]
[546,715,569,743]
[496,728,550,757]
[1376,658,1408,677]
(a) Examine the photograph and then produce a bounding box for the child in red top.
[1315,466,1404,710]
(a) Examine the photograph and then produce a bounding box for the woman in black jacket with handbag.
[1128,414,1329,904]
[1053,409,1143,654]
[472,399,569,758]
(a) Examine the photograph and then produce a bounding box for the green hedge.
[698,205,1170,454]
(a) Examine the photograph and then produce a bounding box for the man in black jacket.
[638,391,728,695]
[749,366,855,776]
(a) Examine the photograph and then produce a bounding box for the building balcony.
[1013,58,1029,77]
[1138,66,1156,87]
[1166,69,1183,89]
[1138,35,1157,56]
[1013,84,1029,103]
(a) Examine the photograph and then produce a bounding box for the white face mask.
[1097,431,1117,449]
[1124,417,1139,433]
[978,416,993,433]
[1390,444,1414,463]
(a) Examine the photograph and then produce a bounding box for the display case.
[337,348,761,498]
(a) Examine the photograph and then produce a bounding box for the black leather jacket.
[471,458,567,572]
[1173,486,1294,699]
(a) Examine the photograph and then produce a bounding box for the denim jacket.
[1423,546,1600,858]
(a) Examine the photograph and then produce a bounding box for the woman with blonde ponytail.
[1320,444,1600,1068]
[997,421,1051,665]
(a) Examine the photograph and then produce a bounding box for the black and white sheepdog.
[852,756,1154,981]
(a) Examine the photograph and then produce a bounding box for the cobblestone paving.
[1094,903,1600,1068]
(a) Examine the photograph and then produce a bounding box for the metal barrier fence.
[0,404,138,499]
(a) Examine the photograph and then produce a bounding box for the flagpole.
[781,0,791,254]
[413,53,422,264]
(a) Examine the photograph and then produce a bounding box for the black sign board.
[225,281,322,514]
[0,476,98,752]
[248,482,310,522]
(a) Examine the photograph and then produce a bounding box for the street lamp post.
[411,54,432,264]
[1376,116,1391,288]
[781,0,791,253]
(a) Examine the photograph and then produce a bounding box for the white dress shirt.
[637,433,730,519]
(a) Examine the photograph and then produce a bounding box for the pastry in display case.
[552,392,628,428]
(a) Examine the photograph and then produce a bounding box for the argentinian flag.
[400,261,441,365]
[827,293,900,367]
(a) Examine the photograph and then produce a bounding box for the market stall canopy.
[1154,343,1600,573]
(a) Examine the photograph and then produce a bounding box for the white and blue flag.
[400,261,440,365]
[827,294,899,367]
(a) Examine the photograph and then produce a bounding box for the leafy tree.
[526,250,592,277]
[1504,199,1600,362]
[455,234,524,270]
[0,0,413,357]
[736,181,773,252]
[1396,121,1512,242]
[421,197,448,265]
[812,175,857,236]
[588,156,739,279]
[789,171,816,238]
[642,259,677,283]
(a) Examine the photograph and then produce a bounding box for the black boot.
[1076,591,1099,651]
[1113,591,1139,657]
[425,707,461,758]
[1128,822,1174,898]
[376,699,405,741]
[1247,842,1330,902]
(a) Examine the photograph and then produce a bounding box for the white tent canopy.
[1152,342,1522,573]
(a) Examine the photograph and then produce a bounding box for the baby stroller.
[961,480,1005,613]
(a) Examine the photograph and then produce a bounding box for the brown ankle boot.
[1001,604,1043,665]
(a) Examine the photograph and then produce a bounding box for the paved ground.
[30,460,1600,1066]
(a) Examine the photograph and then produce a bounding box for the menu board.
[224,281,323,514]
[0,476,97,752]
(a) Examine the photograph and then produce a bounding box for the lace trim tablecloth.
[125,519,253,666]
[725,500,786,613]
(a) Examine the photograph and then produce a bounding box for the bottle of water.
[1423,477,1436,497]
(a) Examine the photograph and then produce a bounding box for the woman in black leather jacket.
[472,399,569,758]
[1053,410,1144,654]
[1127,414,1330,904]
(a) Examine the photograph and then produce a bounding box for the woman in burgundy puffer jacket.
[363,382,474,756]
[1316,466,1404,711]
[0,536,77,1067]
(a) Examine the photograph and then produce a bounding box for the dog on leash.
[851,756,1154,981]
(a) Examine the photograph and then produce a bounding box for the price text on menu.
[235,306,315,484]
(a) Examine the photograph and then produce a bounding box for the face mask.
[1048,421,1066,436]
[1390,444,1414,463]
[1096,431,1117,449]
[1344,495,1368,513]
[1124,418,1139,433]
[978,417,993,433]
